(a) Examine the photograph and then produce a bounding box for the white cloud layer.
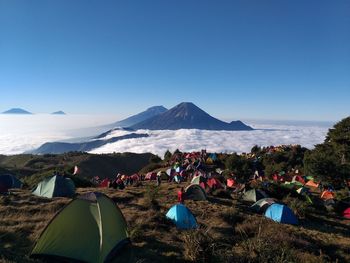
[90,122,330,156]
[0,115,332,156]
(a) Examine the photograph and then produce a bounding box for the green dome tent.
[31,192,129,263]
[185,184,207,201]
[32,175,75,198]
[242,189,268,202]
[191,175,206,185]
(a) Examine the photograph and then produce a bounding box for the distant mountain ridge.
[112,106,168,127]
[97,106,168,131]
[31,133,149,154]
[52,111,66,115]
[131,102,253,131]
[2,108,32,114]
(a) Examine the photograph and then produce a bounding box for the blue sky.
[0,0,349,121]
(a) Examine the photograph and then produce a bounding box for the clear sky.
[0,0,349,121]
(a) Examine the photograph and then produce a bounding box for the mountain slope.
[108,106,168,128]
[131,102,253,131]
[2,108,32,114]
[32,133,149,154]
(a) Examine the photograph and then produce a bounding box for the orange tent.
[305,180,319,188]
[227,178,235,188]
[320,190,335,200]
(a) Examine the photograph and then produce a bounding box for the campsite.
[1,117,350,263]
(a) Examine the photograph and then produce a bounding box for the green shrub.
[142,185,160,210]
[182,228,219,262]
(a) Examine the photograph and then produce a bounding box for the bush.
[142,185,160,210]
[182,228,219,262]
[282,194,310,218]
[139,163,163,174]
[221,206,242,226]
[235,217,318,263]
[211,189,232,199]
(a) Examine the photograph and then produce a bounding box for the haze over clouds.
[0,114,119,154]
[0,115,333,156]
[90,123,331,156]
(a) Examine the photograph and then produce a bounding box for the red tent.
[130,174,140,181]
[99,178,110,188]
[227,178,235,188]
[199,182,206,190]
[145,172,157,180]
[273,174,278,182]
[293,175,305,185]
[206,178,223,189]
[343,207,350,219]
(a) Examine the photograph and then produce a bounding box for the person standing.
[178,187,185,203]
[156,173,161,186]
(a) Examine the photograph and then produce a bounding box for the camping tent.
[292,175,305,185]
[206,157,214,165]
[320,190,335,200]
[305,180,319,188]
[343,207,350,219]
[250,198,276,213]
[0,174,22,193]
[206,178,223,189]
[166,204,198,229]
[209,153,217,161]
[185,184,207,201]
[32,176,75,198]
[242,189,268,202]
[145,172,157,180]
[31,192,129,263]
[296,187,309,195]
[130,174,140,181]
[227,178,235,188]
[264,203,298,225]
[99,178,110,188]
[191,175,206,185]
[166,168,174,176]
[174,175,182,183]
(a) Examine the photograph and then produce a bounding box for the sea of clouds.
[0,114,333,156]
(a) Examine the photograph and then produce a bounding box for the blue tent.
[264,204,298,225]
[166,204,198,229]
[209,153,217,161]
[0,174,22,193]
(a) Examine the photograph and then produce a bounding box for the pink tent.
[145,172,157,180]
[343,207,350,219]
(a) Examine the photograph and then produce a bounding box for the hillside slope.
[1,184,349,262]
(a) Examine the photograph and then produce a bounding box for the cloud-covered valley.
[0,114,332,156]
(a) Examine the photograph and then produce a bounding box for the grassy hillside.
[0,152,155,188]
[1,182,349,263]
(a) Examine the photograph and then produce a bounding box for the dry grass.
[1,182,350,263]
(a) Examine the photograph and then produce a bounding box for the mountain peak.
[2,108,32,114]
[145,105,167,112]
[131,102,253,131]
